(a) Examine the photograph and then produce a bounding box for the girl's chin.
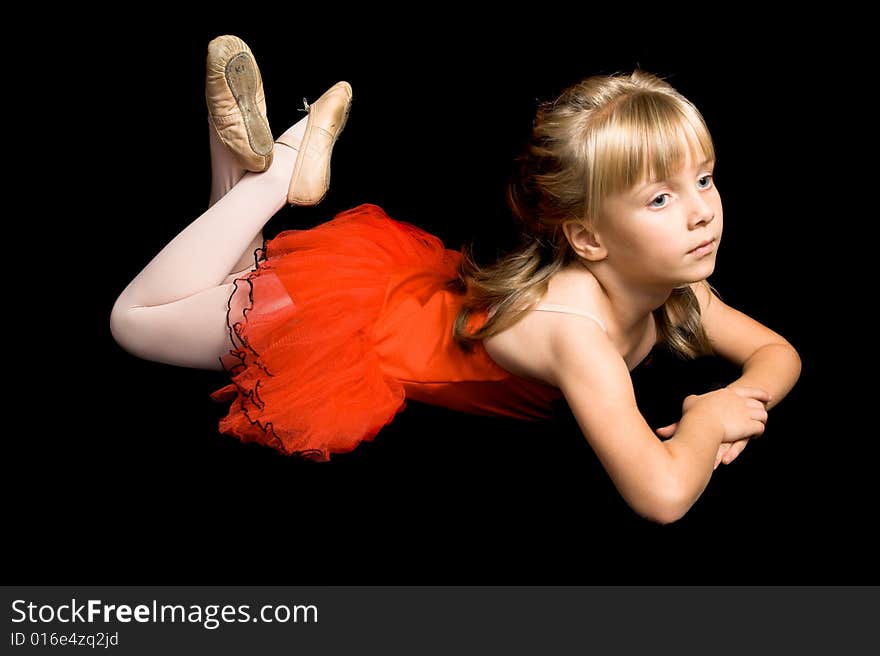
[677,266,716,286]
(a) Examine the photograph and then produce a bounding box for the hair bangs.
[585,93,715,222]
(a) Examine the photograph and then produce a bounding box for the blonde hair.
[449,69,717,360]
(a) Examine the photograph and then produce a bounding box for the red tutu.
[209,203,563,461]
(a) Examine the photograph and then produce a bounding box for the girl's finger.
[714,443,732,470]
[656,422,678,436]
[723,440,748,464]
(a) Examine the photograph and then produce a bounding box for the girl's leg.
[207,117,266,282]
[110,118,309,371]
[208,116,247,207]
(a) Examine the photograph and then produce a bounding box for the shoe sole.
[225,52,274,162]
[288,84,353,206]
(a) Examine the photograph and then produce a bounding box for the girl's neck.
[570,259,672,343]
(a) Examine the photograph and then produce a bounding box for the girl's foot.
[275,81,352,206]
[206,35,274,172]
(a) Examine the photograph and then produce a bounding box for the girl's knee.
[109,302,141,353]
[108,287,233,371]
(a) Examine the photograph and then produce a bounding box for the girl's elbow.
[792,346,803,376]
[779,342,803,388]
[632,484,690,525]
[779,342,802,373]
[647,500,689,525]
[648,499,689,526]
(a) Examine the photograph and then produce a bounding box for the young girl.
[109,35,801,524]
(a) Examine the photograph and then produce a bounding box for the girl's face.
[598,146,722,288]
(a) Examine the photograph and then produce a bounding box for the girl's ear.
[563,220,607,262]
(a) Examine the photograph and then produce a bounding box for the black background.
[10,15,869,584]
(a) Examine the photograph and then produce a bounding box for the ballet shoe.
[205,35,274,172]
[276,81,352,206]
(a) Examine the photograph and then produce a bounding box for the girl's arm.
[691,281,802,410]
[671,282,802,473]
[549,318,720,524]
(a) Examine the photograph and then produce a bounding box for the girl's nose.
[688,195,715,227]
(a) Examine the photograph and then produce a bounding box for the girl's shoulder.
[483,265,614,386]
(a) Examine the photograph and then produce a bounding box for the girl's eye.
[649,194,669,208]
[648,174,714,208]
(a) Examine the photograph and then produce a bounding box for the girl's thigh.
[110,283,236,371]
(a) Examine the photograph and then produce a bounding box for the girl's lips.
[688,238,715,256]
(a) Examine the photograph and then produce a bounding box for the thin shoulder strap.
[533,303,609,334]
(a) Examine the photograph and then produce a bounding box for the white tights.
[109,116,308,371]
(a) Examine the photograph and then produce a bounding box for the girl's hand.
[655,422,751,469]
[709,383,772,467]
[657,385,771,467]
[684,387,770,443]
[655,422,749,469]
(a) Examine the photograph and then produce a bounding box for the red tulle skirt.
[208,204,462,460]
